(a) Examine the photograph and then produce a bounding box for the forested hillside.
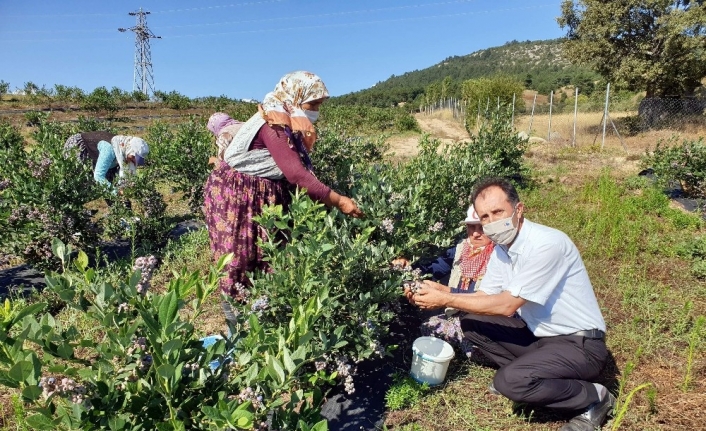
[331,39,600,108]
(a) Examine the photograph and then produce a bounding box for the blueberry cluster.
[388,192,404,203]
[39,376,89,406]
[250,296,269,315]
[237,386,264,410]
[27,157,52,179]
[133,255,158,295]
[381,218,395,234]
[334,355,356,395]
[428,221,444,232]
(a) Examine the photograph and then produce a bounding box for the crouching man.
[406,177,614,431]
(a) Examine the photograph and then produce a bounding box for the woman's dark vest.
[80,131,119,182]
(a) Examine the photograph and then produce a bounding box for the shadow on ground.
[0,220,204,297]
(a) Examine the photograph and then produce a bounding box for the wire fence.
[418,84,706,150]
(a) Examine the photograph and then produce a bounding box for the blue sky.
[0,0,566,100]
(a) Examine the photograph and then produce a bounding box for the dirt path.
[386,112,469,158]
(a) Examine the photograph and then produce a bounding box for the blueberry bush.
[642,137,706,199]
[0,105,529,429]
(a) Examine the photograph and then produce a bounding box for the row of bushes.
[0,108,530,429]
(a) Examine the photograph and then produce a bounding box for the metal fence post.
[601,83,610,150]
[573,87,579,147]
[548,90,554,141]
[528,92,537,135]
[511,93,516,128]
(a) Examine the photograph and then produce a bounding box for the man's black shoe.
[559,391,616,431]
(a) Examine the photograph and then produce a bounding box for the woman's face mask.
[482,207,519,245]
[303,109,320,123]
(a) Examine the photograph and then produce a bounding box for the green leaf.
[158,291,179,328]
[51,238,66,265]
[0,373,19,388]
[8,361,33,383]
[163,339,183,357]
[236,415,251,428]
[267,354,285,385]
[11,302,46,327]
[108,415,129,431]
[238,352,252,366]
[25,414,55,430]
[310,419,329,431]
[22,385,42,401]
[74,250,88,273]
[157,364,176,381]
[282,347,296,373]
[56,342,74,360]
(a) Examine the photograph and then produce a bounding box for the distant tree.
[461,76,524,127]
[131,90,149,103]
[83,86,118,117]
[558,0,706,98]
[22,81,39,96]
[0,80,9,98]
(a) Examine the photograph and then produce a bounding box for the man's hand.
[412,283,450,310]
[421,279,451,293]
[403,286,417,305]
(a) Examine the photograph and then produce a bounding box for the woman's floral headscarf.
[259,71,329,151]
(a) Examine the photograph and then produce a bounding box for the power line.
[166,4,555,39]
[1,0,480,34]
[152,0,288,14]
[0,3,553,43]
[153,0,482,29]
[1,0,290,18]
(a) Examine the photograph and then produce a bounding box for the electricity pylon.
[118,8,161,97]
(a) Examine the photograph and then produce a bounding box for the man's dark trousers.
[460,313,608,411]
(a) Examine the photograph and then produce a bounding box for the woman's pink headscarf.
[207,112,238,137]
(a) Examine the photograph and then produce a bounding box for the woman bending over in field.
[64,132,149,191]
[206,112,243,163]
[203,71,363,304]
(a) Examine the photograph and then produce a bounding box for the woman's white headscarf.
[111,135,149,177]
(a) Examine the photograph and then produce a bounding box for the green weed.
[682,315,705,391]
[385,373,429,411]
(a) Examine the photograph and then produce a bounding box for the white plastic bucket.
[410,336,455,386]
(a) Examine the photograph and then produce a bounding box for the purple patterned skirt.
[203,162,293,298]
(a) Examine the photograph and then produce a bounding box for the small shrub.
[624,175,651,190]
[691,260,706,279]
[385,373,429,411]
[24,110,49,127]
[642,137,706,198]
[102,173,173,252]
[0,122,102,269]
[146,117,213,214]
[82,86,118,117]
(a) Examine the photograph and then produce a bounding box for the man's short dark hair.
[471,177,520,206]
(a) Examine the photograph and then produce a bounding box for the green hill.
[332,39,600,108]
